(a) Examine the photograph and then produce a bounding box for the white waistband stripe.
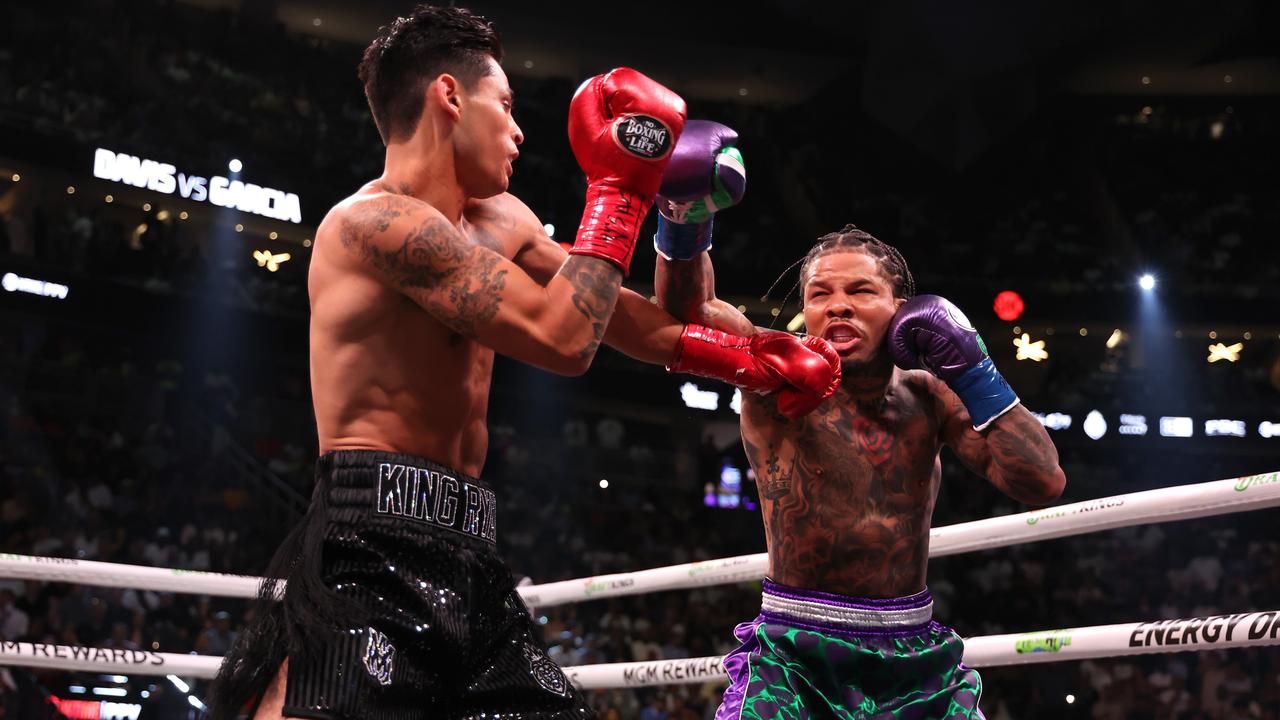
[761,592,933,629]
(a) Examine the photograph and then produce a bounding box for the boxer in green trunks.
[653,121,1067,719]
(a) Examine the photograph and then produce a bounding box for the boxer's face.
[452,58,523,198]
[802,250,904,363]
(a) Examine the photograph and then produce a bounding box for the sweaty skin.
[310,188,681,475]
[657,250,1064,597]
[253,59,686,720]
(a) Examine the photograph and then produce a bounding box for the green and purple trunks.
[715,580,983,720]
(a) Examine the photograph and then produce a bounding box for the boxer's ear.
[432,74,463,120]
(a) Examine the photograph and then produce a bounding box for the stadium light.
[166,675,190,694]
[1204,419,1245,437]
[1083,410,1107,440]
[92,687,128,697]
[1139,274,1155,291]
[679,382,719,411]
[1159,416,1193,438]
[1207,342,1242,363]
[253,250,292,272]
[1013,333,1048,361]
[993,290,1024,321]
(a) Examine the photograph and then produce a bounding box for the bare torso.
[309,184,528,476]
[741,369,943,598]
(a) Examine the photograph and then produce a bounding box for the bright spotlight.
[1139,274,1155,290]
[228,158,243,173]
[598,479,609,489]
[166,675,190,694]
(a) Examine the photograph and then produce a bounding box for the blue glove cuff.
[654,215,713,261]
[949,357,1020,431]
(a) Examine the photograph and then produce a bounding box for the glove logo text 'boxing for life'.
[612,114,673,160]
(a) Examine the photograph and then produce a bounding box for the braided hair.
[798,224,916,300]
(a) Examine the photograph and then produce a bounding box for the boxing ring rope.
[521,470,1280,607]
[0,471,1277,689]
[0,470,1276,605]
[2,610,1278,689]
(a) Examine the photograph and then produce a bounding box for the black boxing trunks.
[211,450,591,720]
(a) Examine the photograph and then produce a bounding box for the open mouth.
[823,323,862,353]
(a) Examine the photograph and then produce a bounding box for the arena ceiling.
[175,0,1280,169]
[182,0,1280,104]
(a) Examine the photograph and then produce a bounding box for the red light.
[993,291,1024,322]
[50,699,101,720]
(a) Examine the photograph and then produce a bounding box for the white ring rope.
[0,555,264,598]
[524,470,1280,606]
[564,609,1280,689]
[5,470,1274,603]
[2,610,1277,688]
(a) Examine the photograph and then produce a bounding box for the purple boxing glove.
[654,120,746,260]
[888,295,1020,431]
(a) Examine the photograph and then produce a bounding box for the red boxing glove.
[667,326,842,419]
[776,335,842,418]
[568,68,687,275]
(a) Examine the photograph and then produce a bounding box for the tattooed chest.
[786,420,934,514]
[743,401,942,595]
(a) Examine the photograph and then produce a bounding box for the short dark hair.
[799,224,916,300]
[358,5,503,145]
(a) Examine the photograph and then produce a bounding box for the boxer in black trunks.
[210,6,839,719]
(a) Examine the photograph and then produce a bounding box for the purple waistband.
[760,579,933,634]
[763,579,931,611]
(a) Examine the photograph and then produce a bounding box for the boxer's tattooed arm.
[559,256,622,360]
[655,253,757,335]
[340,196,623,364]
[656,254,716,321]
[984,406,1065,502]
[341,198,508,334]
[932,376,1064,504]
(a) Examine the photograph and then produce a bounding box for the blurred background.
[1,0,1278,717]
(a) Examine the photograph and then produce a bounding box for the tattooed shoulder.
[338,195,412,252]
[338,195,509,335]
